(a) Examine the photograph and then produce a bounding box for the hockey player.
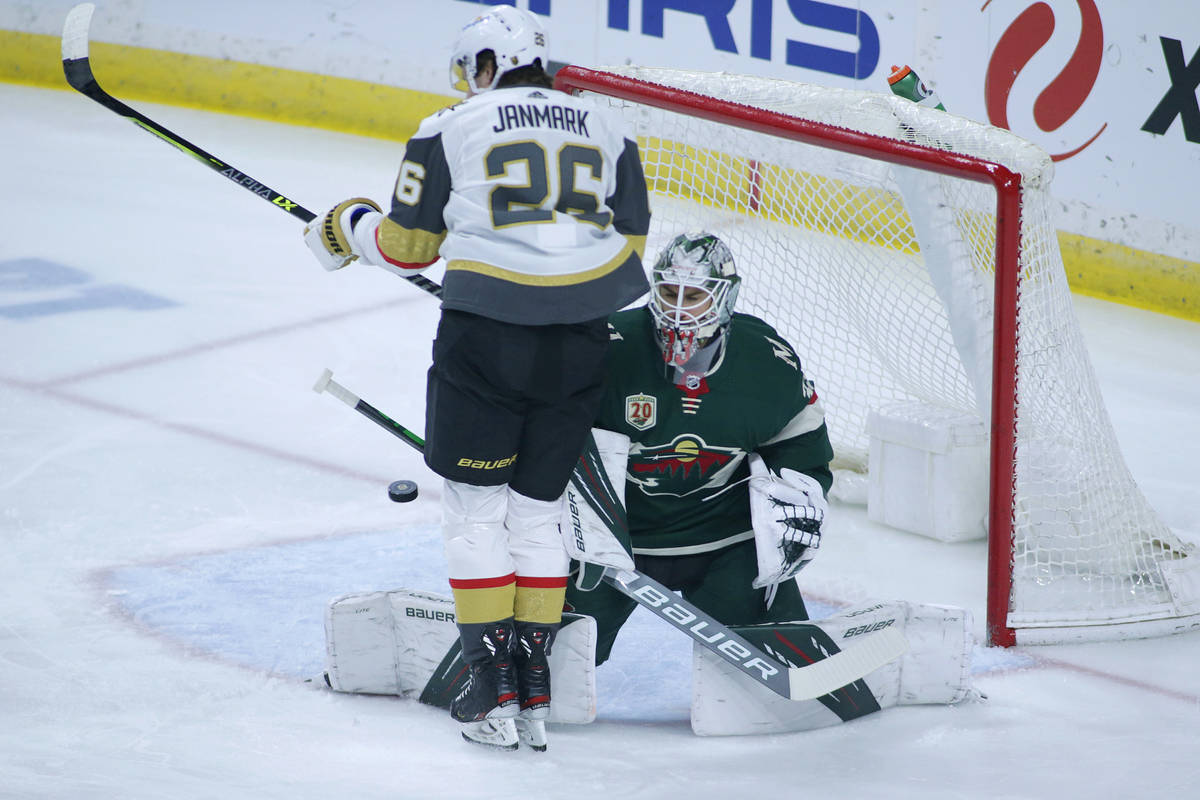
[303,4,651,750]
[565,232,833,664]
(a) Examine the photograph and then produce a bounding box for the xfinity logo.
[983,0,1106,162]
[1142,37,1200,144]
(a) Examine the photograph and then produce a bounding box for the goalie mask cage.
[554,65,1200,647]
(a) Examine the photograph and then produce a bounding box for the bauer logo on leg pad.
[405,606,456,623]
[567,490,586,555]
[844,618,897,639]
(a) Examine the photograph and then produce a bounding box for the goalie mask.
[648,232,740,372]
[449,5,547,95]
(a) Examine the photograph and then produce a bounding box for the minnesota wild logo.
[628,434,744,497]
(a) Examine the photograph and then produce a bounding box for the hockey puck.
[387,480,419,503]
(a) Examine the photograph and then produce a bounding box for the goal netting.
[555,65,1200,646]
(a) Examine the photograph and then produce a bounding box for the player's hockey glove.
[747,453,827,606]
[304,197,382,271]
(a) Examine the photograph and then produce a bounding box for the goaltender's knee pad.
[505,488,568,576]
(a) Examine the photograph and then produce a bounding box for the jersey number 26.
[485,142,612,230]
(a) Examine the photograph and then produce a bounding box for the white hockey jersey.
[374,85,651,325]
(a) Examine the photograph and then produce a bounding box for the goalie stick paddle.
[601,569,907,702]
[312,370,909,702]
[60,3,442,300]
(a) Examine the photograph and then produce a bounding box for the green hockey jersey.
[596,308,834,555]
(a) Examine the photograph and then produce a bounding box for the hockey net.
[554,65,1200,646]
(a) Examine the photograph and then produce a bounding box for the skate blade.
[515,718,547,752]
[460,718,518,751]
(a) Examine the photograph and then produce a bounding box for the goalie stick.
[60,2,442,299]
[312,370,909,702]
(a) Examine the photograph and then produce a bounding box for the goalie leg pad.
[690,600,973,736]
[324,588,598,724]
[324,589,458,696]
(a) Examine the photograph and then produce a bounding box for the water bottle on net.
[887,64,946,111]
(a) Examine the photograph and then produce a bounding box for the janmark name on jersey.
[492,103,591,136]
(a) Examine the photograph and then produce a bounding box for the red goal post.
[554,65,1200,647]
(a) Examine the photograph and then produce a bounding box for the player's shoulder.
[607,306,652,340]
[729,312,803,371]
[411,106,455,141]
[413,89,509,135]
[730,311,787,342]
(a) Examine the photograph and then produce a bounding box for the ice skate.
[514,623,555,720]
[460,716,519,751]
[506,622,555,751]
[450,621,520,749]
[450,659,520,723]
[515,718,547,752]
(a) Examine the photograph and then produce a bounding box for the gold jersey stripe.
[446,235,646,287]
[377,217,445,265]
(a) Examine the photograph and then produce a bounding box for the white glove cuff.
[347,209,385,267]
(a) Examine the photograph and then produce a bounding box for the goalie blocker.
[323,588,975,735]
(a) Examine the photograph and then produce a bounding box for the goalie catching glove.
[747,453,826,605]
[303,197,383,271]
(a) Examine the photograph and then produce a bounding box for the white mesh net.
[576,66,1200,643]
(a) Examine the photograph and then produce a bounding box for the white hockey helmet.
[649,232,741,368]
[449,5,548,95]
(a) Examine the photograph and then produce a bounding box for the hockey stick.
[60,3,442,299]
[312,369,425,455]
[603,568,906,701]
[312,370,909,701]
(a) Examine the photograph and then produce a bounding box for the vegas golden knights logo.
[625,393,656,430]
